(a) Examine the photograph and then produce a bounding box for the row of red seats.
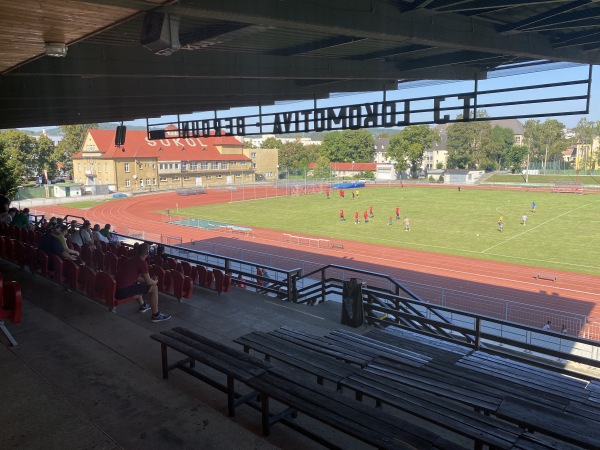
[0,273,23,347]
[0,221,41,247]
[153,256,231,295]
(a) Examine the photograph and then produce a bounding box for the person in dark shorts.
[115,242,170,322]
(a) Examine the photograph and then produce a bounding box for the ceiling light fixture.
[45,42,68,57]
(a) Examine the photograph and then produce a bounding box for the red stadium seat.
[78,265,97,298]
[170,270,193,300]
[62,259,80,291]
[104,252,118,276]
[196,266,207,287]
[49,254,66,283]
[0,279,23,347]
[213,269,225,294]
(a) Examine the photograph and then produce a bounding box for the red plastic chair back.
[1,280,23,323]
[48,254,65,282]
[104,252,118,275]
[213,269,224,294]
[62,259,79,291]
[196,266,207,287]
[205,270,214,289]
[94,271,116,309]
[93,248,105,270]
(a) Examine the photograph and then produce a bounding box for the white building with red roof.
[72,129,254,192]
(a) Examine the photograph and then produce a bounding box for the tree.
[523,119,543,163]
[279,141,307,172]
[505,145,528,173]
[261,136,283,150]
[321,130,373,162]
[0,138,22,196]
[539,119,567,169]
[573,118,597,172]
[0,130,33,184]
[488,126,515,170]
[32,135,58,179]
[386,125,440,178]
[446,110,492,169]
[313,155,332,178]
[53,124,98,175]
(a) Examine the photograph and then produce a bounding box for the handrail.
[112,232,302,302]
[364,295,600,379]
[296,266,474,341]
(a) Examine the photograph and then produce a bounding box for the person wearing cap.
[38,223,79,269]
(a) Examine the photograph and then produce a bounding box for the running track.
[38,189,600,329]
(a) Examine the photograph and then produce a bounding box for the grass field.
[170,186,600,275]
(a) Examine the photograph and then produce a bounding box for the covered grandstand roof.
[1,1,600,128]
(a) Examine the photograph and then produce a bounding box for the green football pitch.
[171,187,600,276]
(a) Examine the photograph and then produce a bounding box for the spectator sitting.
[55,224,79,258]
[1,207,17,224]
[71,220,95,249]
[12,207,33,230]
[92,224,109,244]
[38,223,79,268]
[115,242,170,323]
[100,223,119,243]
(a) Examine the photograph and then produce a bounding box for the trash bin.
[341,278,364,328]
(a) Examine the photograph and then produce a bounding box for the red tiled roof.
[309,162,376,170]
[73,130,249,162]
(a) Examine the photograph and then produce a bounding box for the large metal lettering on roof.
[147,67,592,140]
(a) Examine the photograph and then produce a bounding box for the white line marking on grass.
[482,200,600,254]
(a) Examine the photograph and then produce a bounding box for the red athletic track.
[37,187,600,331]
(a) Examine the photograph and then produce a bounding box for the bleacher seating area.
[0,221,232,316]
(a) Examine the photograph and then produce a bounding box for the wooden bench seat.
[234,331,357,386]
[324,329,431,368]
[497,396,600,449]
[152,327,462,449]
[270,327,373,366]
[339,369,522,449]
[246,366,466,450]
[151,327,271,416]
[456,352,589,402]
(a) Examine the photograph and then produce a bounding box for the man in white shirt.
[92,224,109,244]
[71,220,95,248]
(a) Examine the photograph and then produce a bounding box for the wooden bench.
[330,242,344,249]
[234,331,357,387]
[246,366,465,450]
[535,273,557,282]
[152,327,459,449]
[150,327,271,417]
[340,369,523,450]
